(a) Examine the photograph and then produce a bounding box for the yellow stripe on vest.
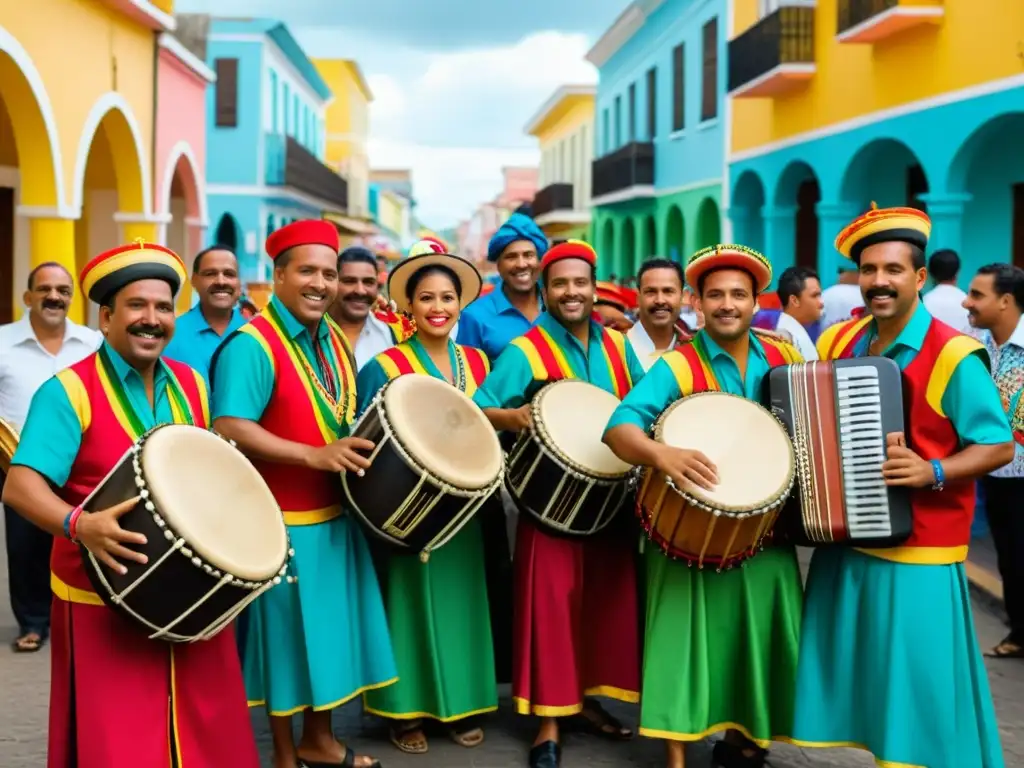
[193,370,211,425]
[51,572,104,606]
[536,327,575,377]
[925,335,984,417]
[238,323,277,373]
[510,338,549,380]
[55,369,92,432]
[662,351,694,398]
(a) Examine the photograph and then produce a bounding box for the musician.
[626,259,690,371]
[1,242,258,768]
[210,220,396,768]
[473,240,647,768]
[356,239,497,754]
[602,245,804,768]
[794,206,1014,768]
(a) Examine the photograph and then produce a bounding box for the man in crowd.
[626,259,687,370]
[163,245,246,383]
[754,265,821,360]
[964,262,1024,659]
[924,248,971,334]
[819,264,864,328]
[0,262,101,653]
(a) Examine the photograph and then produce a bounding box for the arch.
[214,213,241,253]
[946,111,1024,194]
[775,161,821,271]
[694,197,721,251]
[72,92,151,216]
[664,204,685,263]
[839,138,929,212]
[774,161,819,207]
[0,24,65,210]
[621,216,637,277]
[159,140,207,224]
[642,214,657,260]
[600,217,617,278]
[731,170,766,255]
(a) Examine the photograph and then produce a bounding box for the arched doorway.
[160,143,204,311]
[840,138,929,214]
[775,161,821,272]
[731,171,766,256]
[664,205,685,264]
[215,213,241,254]
[694,197,721,251]
[642,214,657,261]
[621,217,637,278]
[0,29,64,323]
[599,217,616,280]
[947,112,1024,269]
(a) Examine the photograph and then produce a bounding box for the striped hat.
[79,239,187,305]
[835,203,931,263]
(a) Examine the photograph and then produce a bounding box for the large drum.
[637,392,795,570]
[343,375,504,559]
[0,416,18,483]
[81,424,290,642]
[506,380,633,536]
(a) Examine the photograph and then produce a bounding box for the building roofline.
[523,84,597,136]
[585,0,666,69]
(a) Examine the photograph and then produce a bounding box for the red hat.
[79,238,187,305]
[265,220,339,261]
[595,281,628,312]
[685,243,772,294]
[539,239,597,272]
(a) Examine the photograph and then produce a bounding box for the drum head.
[657,392,793,512]
[533,380,632,478]
[383,375,503,490]
[141,425,288,582]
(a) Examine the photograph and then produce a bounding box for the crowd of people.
[0,203,1020,768]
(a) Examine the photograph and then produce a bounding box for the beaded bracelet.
[63,505,83,543]
[930,459,945,492]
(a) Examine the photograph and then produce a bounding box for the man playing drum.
[1,241,259,768]
[793,207,1013,768]
[603,245,805,768]
[473,240,647,768]
[210,220,396,768]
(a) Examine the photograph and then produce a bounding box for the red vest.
[53,353,207,592]
[823,316,984,550]
[376,342,490,395]
[662,332,797,395]
[508,324,634,399]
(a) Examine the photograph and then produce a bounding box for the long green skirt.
[639,545,803,745]
[363,518,498,722]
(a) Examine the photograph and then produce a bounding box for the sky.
[176,0,631,229]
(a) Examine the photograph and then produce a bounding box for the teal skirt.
[792,548,1005,768]
[243,515,398,716]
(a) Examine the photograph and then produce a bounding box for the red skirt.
[48,597,259,768]
[511,517,640,716]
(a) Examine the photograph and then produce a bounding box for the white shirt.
[775,312,819,361]
[923,283,971,334]
[627,321,681,371]
[0,315,103,430]
[820,284,864,329]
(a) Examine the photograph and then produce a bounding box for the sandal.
[449,721,484,748]
[12,633,43,653]
[712,739,768,768]
[389,719,428,754]
[577,699,634,741]
[302,745,382,768]
[985,638,1024,659]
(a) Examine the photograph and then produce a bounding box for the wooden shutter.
[628,82,637,142]
[701,19,718,121]
[672,44,685,132]
[215,58,239,128]
[646,67,657,139]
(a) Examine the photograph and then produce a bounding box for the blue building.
[201,18,349,281]
[586,0,728,280]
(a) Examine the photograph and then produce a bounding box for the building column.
[20,211,84,324]
[763,205,797,276]
[115,212,170,246]
[815,202,861,283]
[917,192,971,255]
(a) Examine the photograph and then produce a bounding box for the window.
[627,82,636,142]
[602,109,610,153]
[214,58,239,127]
[614,95,622,148]
[646,67,657,139]
[283,83,291,132]
[672,44,685,132]
[269,70,278,132]
[701,18,719,122]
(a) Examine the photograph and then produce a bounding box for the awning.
[323,212,378,236]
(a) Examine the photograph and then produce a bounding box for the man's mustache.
[343,295,372,304]
[866,288,898,301]
[42,299,65,310]
[127,324,166,337]
[208,284,236,295]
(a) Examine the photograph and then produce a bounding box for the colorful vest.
[820,315,985,559]
[661,333,799,396]
[52,350,208,595]
[375,342,490,396]
[374,297,416,344]
[238,309,356,524]
[509,324,634,399]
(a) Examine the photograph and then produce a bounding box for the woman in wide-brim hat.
[357,240,497,754]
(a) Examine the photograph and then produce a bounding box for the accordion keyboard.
[836,365,891,538]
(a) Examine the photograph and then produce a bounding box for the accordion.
[764,358,912,548]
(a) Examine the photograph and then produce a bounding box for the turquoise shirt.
[163,304,246,385]
[851,303,1010,447]
[456,279,543,363]
[11,342,183,487]
[211,295,342,423]
[356,335,473,417]
[472,311,646,410]
[606,330,778,434]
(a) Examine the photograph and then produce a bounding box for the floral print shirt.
[982,316,1024,478]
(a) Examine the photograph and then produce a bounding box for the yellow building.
[726,0,1024,283]
[524,85,595,240]
[314,58,374,219]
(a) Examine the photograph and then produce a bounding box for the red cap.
[595,281,628,311]
[266,220,339,260]
[539,239,597,272]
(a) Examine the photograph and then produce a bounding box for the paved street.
[1,519,1021,767]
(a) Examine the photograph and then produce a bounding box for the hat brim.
[387,252,482,314]
[685,252,772,294]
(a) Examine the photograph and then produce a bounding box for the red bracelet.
[67,506,83,543]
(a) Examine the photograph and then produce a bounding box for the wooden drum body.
[505,380,633,536]
[637,392,795,570]
[343,375,504,559]
[0,416,18,486]
[82,425,290,642]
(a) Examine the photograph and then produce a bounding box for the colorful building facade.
[587,0,728,281]
[456,166,538,265]
[315,58,373,220]
[727,0,1024,287]
[524,85,595,242]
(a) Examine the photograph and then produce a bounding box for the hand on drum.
[882,431,934,487]
[510,404,533,432]
[654,446,719,492]
[76,495,148,575]
[305,436,376,475]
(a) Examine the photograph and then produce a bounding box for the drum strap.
[95,346,196,439]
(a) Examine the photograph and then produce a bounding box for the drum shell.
[82,452,258,642]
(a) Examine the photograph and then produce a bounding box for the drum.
[0,416,18,482]
[506,380,633,536]
[637,392,795,570]
[343,375,504,560]
[81,424,290,642]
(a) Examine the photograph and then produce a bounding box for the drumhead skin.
[384,375,503,490]
[533,380,632,478]
[657,392,794,512]
[141,425,288,582]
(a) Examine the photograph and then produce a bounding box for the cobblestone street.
[1,521,1021,767]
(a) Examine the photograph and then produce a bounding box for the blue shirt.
[12,342,186,487]
[457,279,543,363]
[163,304,246,385]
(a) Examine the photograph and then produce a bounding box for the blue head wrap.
[487,212,548,263]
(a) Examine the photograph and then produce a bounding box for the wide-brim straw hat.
[387,239,482,314]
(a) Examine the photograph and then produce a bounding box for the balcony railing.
[836,0,943,43]
[838,0,896,35]
[532,183,575,218]
[728,6,816,96]
[265,133,348,212]
[591,142,654,199]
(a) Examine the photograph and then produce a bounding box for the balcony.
[837,0,944,44]
[728,6,816,99]
[265,133,348,213]
[591,142,655,203]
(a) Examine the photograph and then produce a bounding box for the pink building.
[456,166,538,265]
[153,32,215,308]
